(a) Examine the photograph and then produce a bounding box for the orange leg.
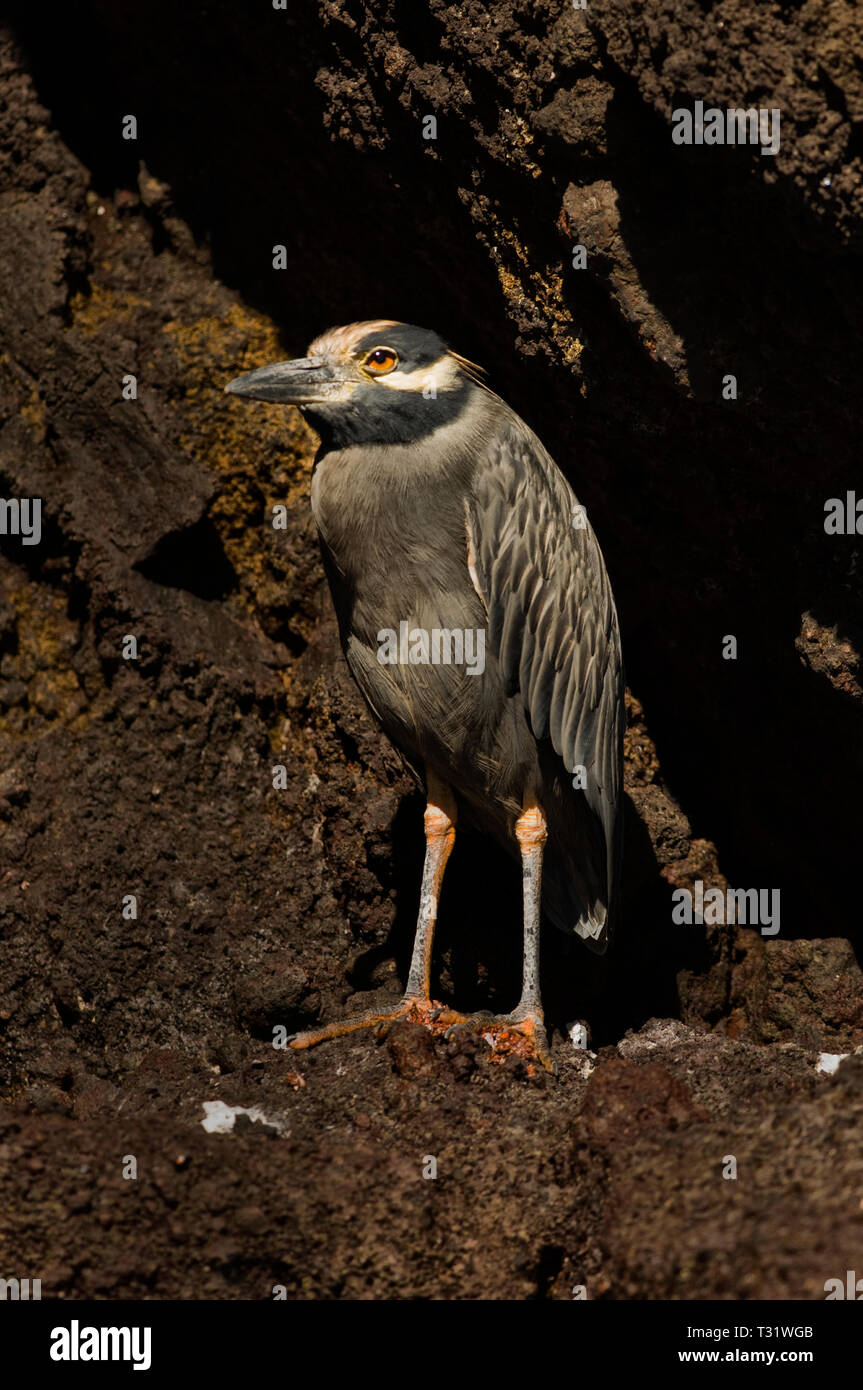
[511,800,548,1019]
[289,771,465,1050]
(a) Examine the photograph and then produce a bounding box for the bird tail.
[541,846,611,955]
[539,770,619,954]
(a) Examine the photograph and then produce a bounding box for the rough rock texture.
[0,2,861,1299]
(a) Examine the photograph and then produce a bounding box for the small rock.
[386,1021,441,1080]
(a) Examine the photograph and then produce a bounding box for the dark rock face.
[0,2,860,1299]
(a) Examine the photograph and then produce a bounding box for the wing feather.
[468,415,624,946]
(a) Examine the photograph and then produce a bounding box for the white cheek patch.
[379,356,461,393]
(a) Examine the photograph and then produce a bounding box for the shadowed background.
[0,0,861,1300]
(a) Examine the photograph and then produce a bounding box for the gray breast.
[310,395,540,816]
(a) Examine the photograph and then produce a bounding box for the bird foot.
[288,996,468,1051]
[289,996,555,1077]
[445,1008,557,1076]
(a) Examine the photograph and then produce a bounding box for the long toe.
[443,1009,493,1040]
[289,996,469,1051]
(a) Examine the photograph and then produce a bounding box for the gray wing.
[467,415,624,949]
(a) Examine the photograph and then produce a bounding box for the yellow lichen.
[19,385,47,441]
[68,283,149,337]
[162,302,317,620]
[0,580,91,743]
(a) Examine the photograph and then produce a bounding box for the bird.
[225,320,624,1073]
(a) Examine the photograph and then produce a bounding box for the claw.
[445,1008,557,1076]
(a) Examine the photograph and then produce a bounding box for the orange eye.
[363,347,398,375]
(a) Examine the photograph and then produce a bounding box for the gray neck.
[310,385,503,579]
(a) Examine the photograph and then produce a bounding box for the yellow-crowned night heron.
[226,321,623,1072]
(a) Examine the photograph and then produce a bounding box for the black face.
[309,323,474,449]
[225,321,481,450]
[349,324,448,373]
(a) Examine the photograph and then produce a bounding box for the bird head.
[225,320,488,447]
